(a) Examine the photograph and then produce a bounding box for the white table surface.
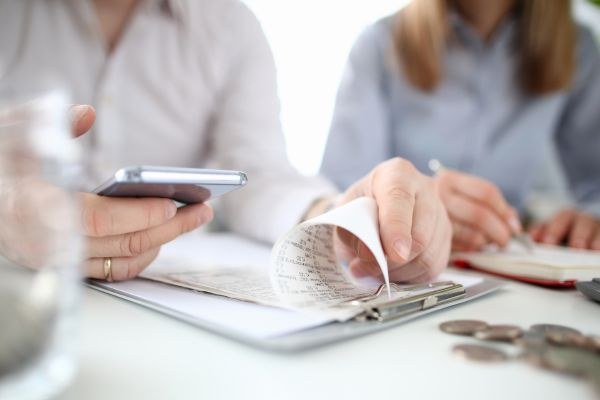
[59,273,600,400]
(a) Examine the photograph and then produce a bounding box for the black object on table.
[576,278,600,303]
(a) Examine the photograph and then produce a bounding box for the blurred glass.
[0,91,83,400]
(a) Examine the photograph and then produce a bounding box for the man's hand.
[332,158,451,283]
[435,169,520,252]
[69,105,96,137]
[68,104,214,281]
[80,194,213,280]
[529,209,600,250]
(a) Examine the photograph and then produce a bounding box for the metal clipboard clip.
[341,281,466,322]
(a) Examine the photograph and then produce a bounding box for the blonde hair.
[393,0,577,94]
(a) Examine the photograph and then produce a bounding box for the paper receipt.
[270,197,390,310]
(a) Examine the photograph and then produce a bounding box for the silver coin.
[474,324,523,341]
[530,324,581,336]
[519,350,549,368]
[453,343,508,362]
[585,335,600,352]
[439,320,488,335]
[545,330,588,348]
[540,345,600,377]
[514,329,546,349]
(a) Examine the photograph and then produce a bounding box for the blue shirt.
[321,14,600,215]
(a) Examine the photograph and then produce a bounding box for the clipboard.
[88,272,502,352]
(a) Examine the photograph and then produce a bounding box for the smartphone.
[93,166,247,204]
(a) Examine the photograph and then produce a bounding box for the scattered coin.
[586,335,600,352]
[474,324,523,341]
[540,345,600,377]
[545,330,588,348]
[530,324,580,336]
[444,319,600,390]
[453,343,508,362]
[513,329,546,350]
[439,320,488,335]
[519,350,549,368]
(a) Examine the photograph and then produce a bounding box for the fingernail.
[71,105,89,123]
[197,211,206,226]
[508,216,522,234]
[394,239,411,260]
[165,201,177,219]
[197,205,212,226]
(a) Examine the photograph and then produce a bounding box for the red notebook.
[451,241,600,288]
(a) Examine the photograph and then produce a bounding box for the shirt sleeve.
[205,2,336,243]
[555,26,600,216]
[320,21,393,190]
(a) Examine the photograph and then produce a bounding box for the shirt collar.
[44,0,188,25]
[448,7,516,51]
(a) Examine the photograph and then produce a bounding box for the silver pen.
[428,159,534,252]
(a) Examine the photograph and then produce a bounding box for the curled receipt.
[270,197,390,315]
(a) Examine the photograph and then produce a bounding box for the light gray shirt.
[321,13,600,215]
[0,0,335,243]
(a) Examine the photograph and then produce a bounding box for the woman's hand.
[331,158,451,283]
[435,169,520,252]
[529,209,600,250]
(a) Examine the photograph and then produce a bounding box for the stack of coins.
[439,320,600,394]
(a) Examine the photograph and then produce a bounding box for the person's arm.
[0,106,212,281]
[320,22,393,190]
[207,3,336,243]
[530,27,600,250]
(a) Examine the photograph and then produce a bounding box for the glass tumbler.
[0,91,83,400]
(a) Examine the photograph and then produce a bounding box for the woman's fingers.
[529,209,600,250]
[86,203,213,258]
[451,221,487,251]
[569,213,599,249]
[528,222,546,242]
[440,170,516,228]
[444,192,511,246]
[591,230,600,250]
[85,247,161,281]
[437,170,517,248]
[540,209,575,245]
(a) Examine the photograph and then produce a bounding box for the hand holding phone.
[80,193,213,281]
[83,166,247,281]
